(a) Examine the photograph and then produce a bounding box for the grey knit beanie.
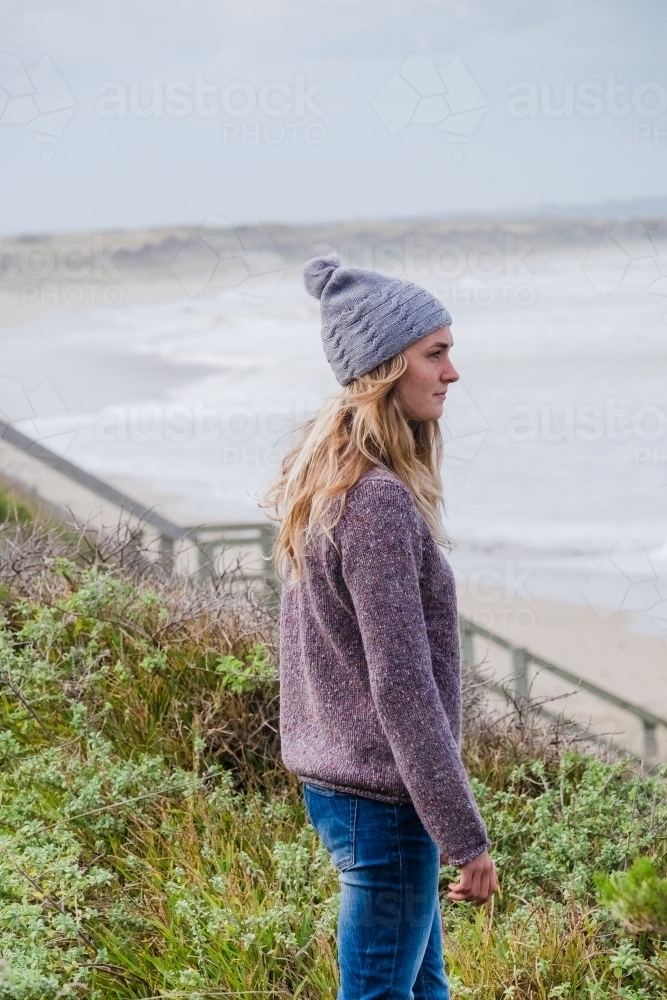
[303,253,452,385]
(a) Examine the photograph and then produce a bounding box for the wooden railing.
[459,616,667,762]
[0,416,278,592]
[188,521,277,589]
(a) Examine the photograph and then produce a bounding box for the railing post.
[511,646,529,700]
[197,540,217,582]
[158,533,174,573]
[460,620,475,671]
[259,524,278,597]
[643,719,658,760]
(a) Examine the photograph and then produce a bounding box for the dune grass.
[0,484,35,528]
[0,523,666,998]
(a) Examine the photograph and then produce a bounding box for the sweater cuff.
[444,837,490,868]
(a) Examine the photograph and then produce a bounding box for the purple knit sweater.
[279,466,489,866]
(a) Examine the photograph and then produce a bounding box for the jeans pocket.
[303,784,357,871]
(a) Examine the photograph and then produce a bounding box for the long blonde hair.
[263,352,448,583]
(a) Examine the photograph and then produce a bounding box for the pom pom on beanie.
[303,254,340,299]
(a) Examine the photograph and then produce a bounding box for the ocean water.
[3,238,667,620]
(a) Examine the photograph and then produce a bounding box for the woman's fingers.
[477,863,497,904]
[445,851,497,904]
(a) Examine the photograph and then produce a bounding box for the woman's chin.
[401,402,444,422]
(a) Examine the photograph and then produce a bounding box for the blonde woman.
[266,254,496,1000]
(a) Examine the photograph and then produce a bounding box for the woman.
[266,254,496,1000]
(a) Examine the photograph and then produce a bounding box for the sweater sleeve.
[338,478,489,866]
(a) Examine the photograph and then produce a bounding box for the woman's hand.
[442,849,497,905]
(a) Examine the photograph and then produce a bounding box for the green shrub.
[0,528,665,998]
[596,857,667,935]
[216,642,276,693]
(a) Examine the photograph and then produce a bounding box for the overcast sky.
[2,0,667,235]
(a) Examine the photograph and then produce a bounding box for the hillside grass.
[0,524,666,998]
[0,484,35,528]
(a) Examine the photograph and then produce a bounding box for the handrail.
[526,649,667,729]
[460,615,667,760]
[460,616,667,730]
[0,418,277,587]
[0,417,187,541]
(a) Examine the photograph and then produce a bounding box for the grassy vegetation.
[0,523,666,998]
[0,484,35,527]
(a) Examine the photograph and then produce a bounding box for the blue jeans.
[303,782,450,1000]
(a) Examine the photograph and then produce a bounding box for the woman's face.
[393,326,459,422]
